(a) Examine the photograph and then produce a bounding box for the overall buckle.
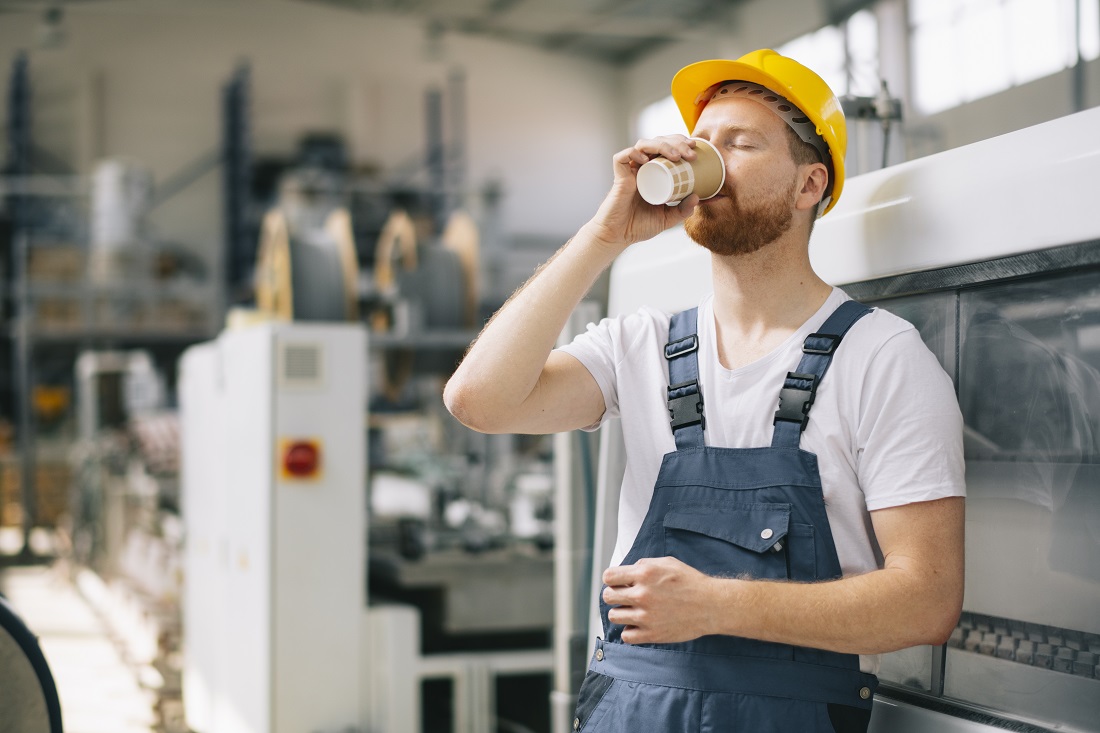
[773,372,818,431]
[668,380,705,431]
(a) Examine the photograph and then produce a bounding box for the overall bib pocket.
[663,502,801,579]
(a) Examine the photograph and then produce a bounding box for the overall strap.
[665,308,705,450]
[771,300,873,449]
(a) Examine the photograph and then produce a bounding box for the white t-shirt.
[559,288,965,670]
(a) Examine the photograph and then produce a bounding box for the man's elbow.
[931,590,964,646]
[916,581,964,647]
[443,377,506,433]
[924,608,962,647]
[443,377,479,429]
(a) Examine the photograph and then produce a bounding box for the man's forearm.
[444,224,621,432]
[710,564,960,655]
[711,499,965,655]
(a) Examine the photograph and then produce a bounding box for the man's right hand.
[584,135,702,252]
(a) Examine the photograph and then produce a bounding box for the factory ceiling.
[0,0,874,66]
[294,0,753,66]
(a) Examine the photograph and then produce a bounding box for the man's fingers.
[616,135,690,165]
[601,584,634,606]
[602,564,637,586]
[675,193,700,217]
[613,146,650,168]
[607,605,643,627]
[641,135,696,158]
[603,557,670,586]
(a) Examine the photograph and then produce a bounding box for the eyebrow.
[696,123,769,141]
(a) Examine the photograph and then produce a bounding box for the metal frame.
[1,56,244,564]
[222,62,252,295]
[4,51,42,565]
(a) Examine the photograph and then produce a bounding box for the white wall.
[0,0,624,265]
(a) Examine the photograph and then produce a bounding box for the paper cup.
[636,138,726,206]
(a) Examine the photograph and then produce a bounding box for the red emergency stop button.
[282,439,322,479]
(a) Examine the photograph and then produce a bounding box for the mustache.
[704,181,736,202]
[695,183,736,214]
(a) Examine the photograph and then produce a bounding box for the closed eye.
[722,133,760,150]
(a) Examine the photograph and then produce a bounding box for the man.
[444,49,965,732]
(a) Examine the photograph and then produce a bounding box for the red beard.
[684,178,797,257]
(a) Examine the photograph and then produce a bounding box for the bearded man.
[444,50,965,733]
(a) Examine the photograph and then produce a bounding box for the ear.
[794,162,829,213]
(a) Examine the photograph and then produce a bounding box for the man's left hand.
[601,556,722,644]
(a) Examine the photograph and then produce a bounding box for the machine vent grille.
[281,343,322,385]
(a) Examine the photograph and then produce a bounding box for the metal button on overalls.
[572,301,880,732]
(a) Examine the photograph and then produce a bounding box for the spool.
[441,210,480,328]
[372,210,419,332]
[255,209,294,321]
[254,206,360,322]
[371,209,472,402]
[372,210,419,402]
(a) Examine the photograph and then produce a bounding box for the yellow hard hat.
[671,49,847,215]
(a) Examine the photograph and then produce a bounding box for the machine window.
[948,273,1100,730]
[872,270,1100,729]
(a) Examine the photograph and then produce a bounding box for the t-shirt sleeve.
[556,307,664,431]
[857,327,967,511]
[555,316,623,431]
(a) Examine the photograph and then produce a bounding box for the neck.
[708,228,832,369]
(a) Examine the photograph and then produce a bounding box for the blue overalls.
[573,300,880,733]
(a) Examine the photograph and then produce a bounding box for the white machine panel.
[179,341,229,733]
[180,322,366,733]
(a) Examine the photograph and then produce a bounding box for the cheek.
[729,159,796,195]
[723,156,772,184]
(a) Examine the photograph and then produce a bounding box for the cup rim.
[637,159,676,205]
[689,136,726,199]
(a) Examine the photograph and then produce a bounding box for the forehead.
[694,95,787,138]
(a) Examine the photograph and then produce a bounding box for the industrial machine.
[179,321,553,732]
[178,322,366,733]
[559,105,1100,733]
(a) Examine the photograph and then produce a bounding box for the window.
[633,9,881,140]
[910,0,1100,115]
[778,9,881,98]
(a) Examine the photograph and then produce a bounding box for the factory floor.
[0,529,158,733]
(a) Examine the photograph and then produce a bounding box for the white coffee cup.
[636,138,726,206]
